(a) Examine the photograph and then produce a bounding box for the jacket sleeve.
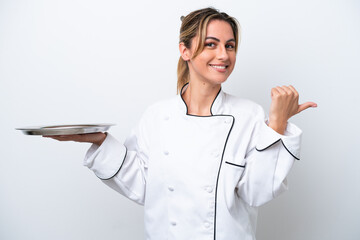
[237,107,302,207]
[83,110,151,205]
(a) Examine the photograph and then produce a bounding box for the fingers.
[43,132,106,144]
[43,134,80,141]
[270,85,316,120]
[271,87,279,97]
[275,86,286,96]
[271,85,298,99]
[297,102,318,113]
[288,85,299,98]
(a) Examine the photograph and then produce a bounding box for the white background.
[1,0,359,239]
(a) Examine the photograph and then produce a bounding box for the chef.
[47,7,317,240]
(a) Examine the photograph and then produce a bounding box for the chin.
[207,72,232,84]
[209,76,229,85]
[205,80,227,87]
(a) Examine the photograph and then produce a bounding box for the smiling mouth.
[209,64,228,70]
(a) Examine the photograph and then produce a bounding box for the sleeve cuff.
[255,120,302,160]
[84,133,127,180]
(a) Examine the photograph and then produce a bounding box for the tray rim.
[16,123,115,136]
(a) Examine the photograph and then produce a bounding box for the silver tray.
[16,124,115,136]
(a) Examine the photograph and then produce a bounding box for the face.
[182,20,236,86]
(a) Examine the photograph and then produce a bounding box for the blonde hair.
[177,7,240,93]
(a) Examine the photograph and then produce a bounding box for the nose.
[216,45,229,61]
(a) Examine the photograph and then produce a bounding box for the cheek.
[197,52,213,64]
[226,55,236,74]
[229,54,236,66]
[230,52,236,61]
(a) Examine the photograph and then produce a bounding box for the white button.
[206,187,213,193]
[168,186,174,191]
[164,116,170,121]
[224,118,231,124]
[163,150,169,156]
[170,221,177,226]
[204,222,210,228]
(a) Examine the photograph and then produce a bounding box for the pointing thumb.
[297,102,317,113]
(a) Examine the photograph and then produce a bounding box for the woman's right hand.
[43,132,107,146]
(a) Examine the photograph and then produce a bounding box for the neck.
[182,81,221,116]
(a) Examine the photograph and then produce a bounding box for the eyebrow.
[205,36,235,43]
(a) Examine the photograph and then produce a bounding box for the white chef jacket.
[84,83,302,240]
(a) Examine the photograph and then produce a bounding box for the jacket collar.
[178,83,225,116]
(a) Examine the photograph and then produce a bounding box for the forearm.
[84,133,146,204]
[92,132,107,146]
[267,120,287,135]
[237,121,301,206]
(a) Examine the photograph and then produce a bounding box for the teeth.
[211,65,226,69]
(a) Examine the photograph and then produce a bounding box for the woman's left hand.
[268,85,317,134]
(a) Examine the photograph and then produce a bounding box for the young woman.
[47,7,316,240]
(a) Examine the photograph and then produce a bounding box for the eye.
[205,42,215,47]
[226,44,235,50]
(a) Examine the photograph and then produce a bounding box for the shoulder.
[140,96,178,121]
[145,96,177,113]
[224,92,265,118]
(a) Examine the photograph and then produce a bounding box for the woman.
[47,7,316,240]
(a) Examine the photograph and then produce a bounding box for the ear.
[179,42,191,61]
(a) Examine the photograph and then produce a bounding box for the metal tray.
[16,124,115,136]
